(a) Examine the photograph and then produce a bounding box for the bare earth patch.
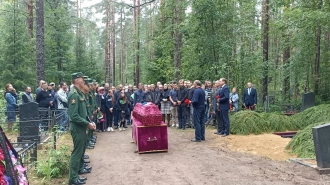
[224,133,296,161]
[82,127,330,185]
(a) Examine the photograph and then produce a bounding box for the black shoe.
[114,126,118,129]
[92,136,97,139]
[91,139,96,143]
[84,160,90,163]
[78,168,91,175]
[222,134,228,137]
[83,163,88,167]
[214,131,220,134]
[182,127,185,130]
[89,141,95,146]
[201,139,205,141]
[84,166,92,171]
[191,139,201,142]
[69,179,86,185]
[79,176,87,181]
[84,155,89,159]
[86,146,94,149]
[123,126,128,128]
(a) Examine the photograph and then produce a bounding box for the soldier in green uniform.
[84,77,96,149]
[68,72,96,185]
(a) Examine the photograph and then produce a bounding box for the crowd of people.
[3,72,258,185]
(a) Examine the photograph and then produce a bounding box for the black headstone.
[312,123,330,168]
[17,102,40,142]
[301,92,315,111]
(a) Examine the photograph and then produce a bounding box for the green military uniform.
[84,78,94,147]
[68,73,90,183]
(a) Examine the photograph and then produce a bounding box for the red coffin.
[132,103,162,126]
[132,116,168,154]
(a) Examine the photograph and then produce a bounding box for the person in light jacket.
[57,82,69,131]
[230,87,239,112]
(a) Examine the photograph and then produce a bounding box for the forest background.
[0,0,329,106]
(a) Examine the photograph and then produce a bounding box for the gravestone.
[301,92,315,111]
[17,102,40,143]
[312,123,330,170]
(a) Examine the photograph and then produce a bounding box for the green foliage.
[230,111,269,135]
[290,104,330,130]
[0,2,35,89]
[286,122,327,158]
[36,146,70,180]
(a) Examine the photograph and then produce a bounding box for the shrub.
[291,104,330,129]
[36,146,70,180]
[286,122,327,158]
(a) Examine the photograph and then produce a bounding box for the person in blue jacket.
[4,84,19,131]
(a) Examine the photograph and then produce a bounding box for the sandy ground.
[83,127,330,185]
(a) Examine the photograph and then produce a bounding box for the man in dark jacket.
[22,86,34,104]
[176,80,188,130]
[113,84,123,129]
[191,80,205,142]
[134,83,146,106]
[243,82,257,110]
[146,84,158,104]
[214,78,230,137]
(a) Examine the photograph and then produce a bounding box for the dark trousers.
[69,129,87,183]
[113,109,119,127]
[177,105,187,129]
[193,107,205,140]
[105,110,113,128]
[216,110,223,133]
[221,110,230,135]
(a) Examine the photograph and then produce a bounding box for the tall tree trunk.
[105,0,111,84]
[314,0,322,95]
[134,0,140,85]
[261,0,269,104]
[120,6,124,85]
[314,26,321,95]
[111,4,116,85]
[282,38,290,101]
[36,0,45,84]
[173,0,182,80]
[27,0,33,38]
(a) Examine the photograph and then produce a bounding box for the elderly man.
[22,86,34,103]
[191,80,205,142]
[243,82,257,110]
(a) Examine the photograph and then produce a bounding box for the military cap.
[86,78,93,85]
[71,72,84,80]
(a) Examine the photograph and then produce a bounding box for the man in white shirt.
[57,82,68,131]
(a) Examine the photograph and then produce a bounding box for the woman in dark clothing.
[105,90,114,132]
[4,84,19,131]
[117,90,129,131]
[161,84,171,126]
[96,87,107,132]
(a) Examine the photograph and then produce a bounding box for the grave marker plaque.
[17,102,40,142]
[312,123,330,168]
[301,92,315,111]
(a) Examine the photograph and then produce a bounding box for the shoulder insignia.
[71,99,76,104]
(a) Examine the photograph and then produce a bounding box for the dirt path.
[84,127,330,185]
